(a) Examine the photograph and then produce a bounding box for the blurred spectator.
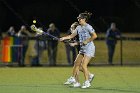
[0,27,2,44]
[6,26,15,36]
[47,23,60,66]
[31,27,46,66]
[16,25,31,66]
[0,27,2,63]
[106,22,121,65]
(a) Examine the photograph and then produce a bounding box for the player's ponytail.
[83,11,92,22]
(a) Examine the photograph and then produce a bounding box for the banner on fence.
[2,36,22,63]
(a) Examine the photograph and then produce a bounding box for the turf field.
[0,66,140,93]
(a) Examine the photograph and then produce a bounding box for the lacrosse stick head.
[31,25,37,31]
[30,25,43,34]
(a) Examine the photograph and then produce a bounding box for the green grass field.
[0,66,140,93]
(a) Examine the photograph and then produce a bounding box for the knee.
[79,66,83,72]
[74,60,81,67]
[81,63,87,70]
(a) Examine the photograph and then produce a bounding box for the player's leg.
[64,54,83,86]
[79,64,95,83]
[75,68,80,82]
[72,54,84,87]
[81,55,92,88]
[72,54,83,77]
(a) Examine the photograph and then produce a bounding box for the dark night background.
[0,0,140,33]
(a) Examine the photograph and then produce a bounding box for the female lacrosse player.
[60,11,97,88]
[64,22,94,87]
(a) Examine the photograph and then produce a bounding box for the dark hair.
[77,11,92,22]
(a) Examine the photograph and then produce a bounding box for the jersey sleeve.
[88,25,95,34]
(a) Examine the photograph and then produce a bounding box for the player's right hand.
[60,37,65,41]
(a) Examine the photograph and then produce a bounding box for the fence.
[0,35,140,66]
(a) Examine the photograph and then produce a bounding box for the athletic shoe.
[72,82,81,88]
[64,76,76,85]
[81,80,91,88]
[89,74,94,83]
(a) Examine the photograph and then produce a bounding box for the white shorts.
[79,42,95,57]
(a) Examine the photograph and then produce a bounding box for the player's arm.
[60,30,77,41]
[83,32,97,44]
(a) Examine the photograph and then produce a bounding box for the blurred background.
[0,0,140,66]
[0,0,140,32]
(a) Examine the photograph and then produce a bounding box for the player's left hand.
[83,40,88,45]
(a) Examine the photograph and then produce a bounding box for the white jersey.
[74,23,95,57]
